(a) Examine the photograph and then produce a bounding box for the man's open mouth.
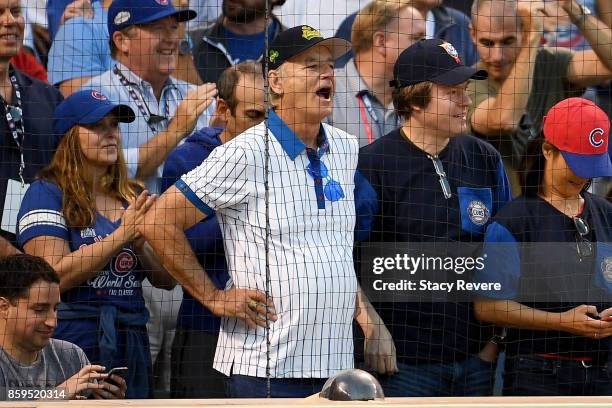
[316,86,332,100]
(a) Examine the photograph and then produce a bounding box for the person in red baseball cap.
[542,97,612,180]
[473,98,612,396]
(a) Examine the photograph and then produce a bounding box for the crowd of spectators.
[0,0,611,401]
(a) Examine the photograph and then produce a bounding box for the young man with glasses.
[142,25,396,398]
[473,97,612,396]
[356,39,512,396]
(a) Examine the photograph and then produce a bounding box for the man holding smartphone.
[0,255,126,400]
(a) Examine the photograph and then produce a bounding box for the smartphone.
[104,367,128,386]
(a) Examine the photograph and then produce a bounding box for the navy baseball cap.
[390,39,488,89]
[53,89,136,137]
[108,0,196,37]
[267,25,351,71]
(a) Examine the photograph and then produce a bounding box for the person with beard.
[190,0,287,84]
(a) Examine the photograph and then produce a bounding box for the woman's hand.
[117,191,157,243]
[559,305,612,339]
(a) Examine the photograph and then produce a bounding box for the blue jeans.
[377,356,495,397]
[505,355,612,396]
[227,375,327,398]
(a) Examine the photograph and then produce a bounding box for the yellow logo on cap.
[302,26,322,40]
[269,50,279,63]
[439,42,461,63]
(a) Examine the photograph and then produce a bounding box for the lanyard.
[113,65,170,134]
[2,71,25,185]
[356,93,380,144]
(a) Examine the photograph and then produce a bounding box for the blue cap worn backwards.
[108,0,196,37]
[53,89,136,138]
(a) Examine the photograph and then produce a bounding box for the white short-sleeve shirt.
[177,111,359,378]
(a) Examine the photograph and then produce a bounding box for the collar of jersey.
[267,109,330,161]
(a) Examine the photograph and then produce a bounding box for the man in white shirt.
[142,25,396,398]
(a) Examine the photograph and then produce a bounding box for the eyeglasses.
[306,160,345,202]
[428,155,452,199]
[573,216,593,258]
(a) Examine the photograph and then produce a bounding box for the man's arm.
[134,84,217,179]
[354,287,398,374]
[141,185,276,328]
[58,77,93,98]
[470,2,543,135]
[565,0,612,87]
[598,0,612,28]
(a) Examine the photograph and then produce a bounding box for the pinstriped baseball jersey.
[177,111,358,378]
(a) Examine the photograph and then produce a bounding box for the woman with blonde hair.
[16,89,174,398]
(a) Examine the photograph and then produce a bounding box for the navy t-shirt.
[17,180,146,313]
[221,20,277,64]
[357,129,512,364]
[473,193,612,360]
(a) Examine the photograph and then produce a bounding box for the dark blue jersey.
[162,127,230,332]
[17,180,146,312]
[473,193,612,360]
[357,129,511,364]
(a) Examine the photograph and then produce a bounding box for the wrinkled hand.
[60,0,94,26]
[56,365,107,400]
[559,305,612,339]
[170,83,217,135]
[118,191,157,242]
[363,323,398,375]
[208,287,277,329]
[93,375,127,399]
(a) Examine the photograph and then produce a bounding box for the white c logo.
[589,128,605,147]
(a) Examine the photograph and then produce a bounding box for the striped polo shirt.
[176,110,359,378]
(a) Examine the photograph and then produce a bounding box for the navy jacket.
[162,127,230,331]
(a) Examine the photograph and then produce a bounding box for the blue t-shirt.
[161,128,230,332]
[47,0,113,86]
[473,194,612,359]
[17,180,146,313]
[221,20,277,64]
[46,0,74,41]
[356,129,512,363]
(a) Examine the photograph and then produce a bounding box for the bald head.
[471,0,520,29]
[470,0,523,82]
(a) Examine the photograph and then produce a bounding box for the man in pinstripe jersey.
[142,25,396,398]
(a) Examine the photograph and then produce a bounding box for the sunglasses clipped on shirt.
[428,155,452,199]
[573,216,593,259]
[306,160,345,202]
